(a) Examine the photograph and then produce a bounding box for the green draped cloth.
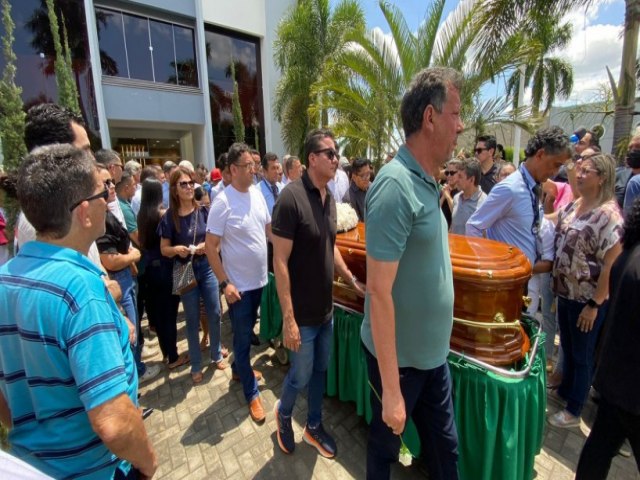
[260,274,546,480]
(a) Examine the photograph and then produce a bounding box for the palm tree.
[273,0,365,158]
[477,0,638,156]
[505,15,573,116]
[310,0,535,166]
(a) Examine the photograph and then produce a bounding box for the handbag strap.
[187,208,198,263]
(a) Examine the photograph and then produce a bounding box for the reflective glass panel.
[149,19,175,84]
[122,13,153,81]
[95,8,127,78]
[174,25,197,87]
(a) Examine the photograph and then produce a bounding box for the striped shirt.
[0,241,138,479]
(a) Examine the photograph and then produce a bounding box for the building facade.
[0,0,293,168]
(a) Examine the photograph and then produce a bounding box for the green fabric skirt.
[260,274,546,480]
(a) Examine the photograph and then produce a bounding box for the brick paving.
[138,308,639,480]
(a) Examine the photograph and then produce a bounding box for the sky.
[329,0,627,107]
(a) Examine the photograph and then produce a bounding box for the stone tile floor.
[138,310,639,480]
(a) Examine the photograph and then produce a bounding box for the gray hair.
[124,160,142,175]
[227,142,252,165]
[94,148,121,167]
[17,144,97,239]
[284,155,300,175]
[460,158,482,186]
[178,160,194,172]
[401,67,463,138]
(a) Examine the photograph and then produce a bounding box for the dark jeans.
[557,297,606,417]
[145,259,180,363]
[278,320,333,427]
[364,348,459,480]
[576,397,640,479]
[229,287,263,403]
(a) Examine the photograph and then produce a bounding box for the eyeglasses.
[69,188,109,212]
[178,180,196,189]
[444,170,458,176]
[314,148,338,160]
[474,148,489,154]
[104,179,115,188]
[232,162,253,170]
[577,167,599,176]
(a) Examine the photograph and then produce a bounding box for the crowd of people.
[0,65,638,480]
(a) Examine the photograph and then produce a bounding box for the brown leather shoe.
[249,397,266,423]
[232,369,263,381]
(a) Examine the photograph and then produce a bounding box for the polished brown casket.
[335,223,532,366]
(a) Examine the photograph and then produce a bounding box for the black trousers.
[144,259,180,363]
[364,347,459,480]
[576,397,640,479]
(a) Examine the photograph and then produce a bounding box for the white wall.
[202,0,266,36]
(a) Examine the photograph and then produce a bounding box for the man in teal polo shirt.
[361,67,463,480]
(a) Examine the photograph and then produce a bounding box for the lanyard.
[518,165,541,233]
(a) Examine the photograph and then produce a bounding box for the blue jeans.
[278,320,333,427]
[365,347,459,480]
[229,287,263,403]
[110,268,145,376]
[180,257,221,373]
[557,296,606,416]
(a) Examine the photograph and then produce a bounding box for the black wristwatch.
[219,279,229,292]
[586,298,602,309]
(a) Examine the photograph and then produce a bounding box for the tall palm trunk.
[612,0,640,157]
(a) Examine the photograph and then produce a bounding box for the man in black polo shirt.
[475,134,498,194]
[271,128,364,459]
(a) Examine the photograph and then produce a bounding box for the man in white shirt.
[206,142,272,424]
[327,155,349,202]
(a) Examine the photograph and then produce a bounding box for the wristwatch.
[219,279,229,292]
[586,298,602,309]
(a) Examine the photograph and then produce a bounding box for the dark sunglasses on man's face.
[178,180,196,189]
[314,148,338,160]
[474,148,488,154]
[444,170,458,176]
[104,179,115,188]
[69,188,109,212]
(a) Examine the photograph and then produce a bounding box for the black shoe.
[274,400,295,454]
[303,423,337,458]
[251,332,261,346]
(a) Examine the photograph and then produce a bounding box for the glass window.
[95,8,127,78]
[122,13,153,82]
[0,0,100,139]
[149,19,175,84]
[94,7,197,87]
[205,27,263,156]
[174,25,198,87]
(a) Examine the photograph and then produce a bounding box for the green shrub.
[503,146,525,163]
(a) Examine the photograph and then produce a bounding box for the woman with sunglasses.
[96,165,162,384]
[549,153,622,428]
[159,167,227,383]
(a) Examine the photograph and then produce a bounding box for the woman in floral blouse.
[549,153,623,428]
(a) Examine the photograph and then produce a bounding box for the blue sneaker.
[303,423,337,458]
[274,400,295,454]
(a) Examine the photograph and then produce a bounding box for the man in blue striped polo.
[0,145,156,479]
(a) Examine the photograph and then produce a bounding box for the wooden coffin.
[335,223,532,366]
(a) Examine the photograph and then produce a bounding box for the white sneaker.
[547,409,580,428]
[139,364,162,384]
[141,344,159,360]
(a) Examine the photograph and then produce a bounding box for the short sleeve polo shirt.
[361,145,454,370]
[271,171,337,326]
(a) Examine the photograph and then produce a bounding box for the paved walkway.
[138,309,639,480]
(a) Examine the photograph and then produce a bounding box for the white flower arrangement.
[336,202,359,232]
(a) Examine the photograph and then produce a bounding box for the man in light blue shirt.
[161,160,177,208]
[466,127,572,267]
[258,152,284,215]
[0,145,156,479]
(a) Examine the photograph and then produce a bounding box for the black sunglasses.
[444,170,458,176]
[104,179,115,188]
[69,188,109,212]
[474,148,488,154]
[178,180,196,188]
[314,148,338,160]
